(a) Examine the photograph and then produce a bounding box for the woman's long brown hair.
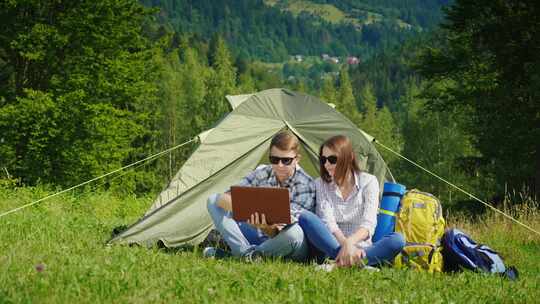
[319,135,360,186]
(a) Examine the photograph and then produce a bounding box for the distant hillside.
[141,0,448,62]
[295,0,451,29]
[265,0,416,30]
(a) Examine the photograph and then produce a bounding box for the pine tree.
[205,35,236,124]
[320,76,338,106]
[357,82,402,167]
[237,71,256,93]
[336,67,361,125]
[396,82,483,204]
[358,83,378,132]
[181,48,208,137]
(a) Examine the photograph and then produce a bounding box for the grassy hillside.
[265,0,410,29]
[266,0,361,25]
[1,187,539,303]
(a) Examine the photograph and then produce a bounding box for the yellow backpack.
[394,190,446,273]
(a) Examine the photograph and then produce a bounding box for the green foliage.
[247,62,284,91]
[307,0,448,29]
[282,58,340,92]
[181,48,209,136]
[319,76,338,105]
[336,66,361,124]
[0,2,240,194]
[0,0,160,190]
[140,0,434,62]
[2,0,520,210]
[0,90,60,184]
[205,35,237,124]
[356,83,403,168]
[394,82,488,204]
[349,36,428,113]
[317,68,403,172]
[417,0,540,196]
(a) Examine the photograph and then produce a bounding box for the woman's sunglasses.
[319,155,338,165]
[269,155,296,166]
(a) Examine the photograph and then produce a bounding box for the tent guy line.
[1,89,537,240]
[375,140,540,237]
[0,137,198,219]
[1,130,537,238]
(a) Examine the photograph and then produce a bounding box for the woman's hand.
[247,212,283,237]
[336,239,366,267]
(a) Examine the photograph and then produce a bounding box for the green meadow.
[1,187,539,303]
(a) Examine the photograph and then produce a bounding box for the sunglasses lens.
[320,155,338,165]
[281,158,293,165]
[269,156,294,165]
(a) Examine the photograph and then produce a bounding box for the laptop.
[230,186,291,225]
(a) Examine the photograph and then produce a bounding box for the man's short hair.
[270,130,299,154]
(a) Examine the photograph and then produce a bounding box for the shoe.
[356,258,380,272]
[361,265,380,272]
[200,229,229,250]
[243,249,264,263]
[314,260,379,272]
[202,247,231,259]
[315,262,336,272]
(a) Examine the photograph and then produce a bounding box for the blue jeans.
[206,194,308,261]
[298,210,405,266]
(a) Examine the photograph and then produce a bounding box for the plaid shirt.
[235,164,316,222]
[315,171,379,248]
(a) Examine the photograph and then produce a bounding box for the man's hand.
[336,239,365,267]
[247,212,284,237]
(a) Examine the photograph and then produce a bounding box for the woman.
[299,135,404,268]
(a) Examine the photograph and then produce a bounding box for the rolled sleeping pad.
[372,182,406,242]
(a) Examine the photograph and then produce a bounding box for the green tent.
[109,88,394,248]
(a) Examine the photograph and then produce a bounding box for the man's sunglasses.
[319,155,338,165]
[269,155,296,166]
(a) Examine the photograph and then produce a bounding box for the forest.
[0,0,538,207]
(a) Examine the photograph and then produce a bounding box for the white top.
[315,171,379,248]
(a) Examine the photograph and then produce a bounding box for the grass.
[1,186,539,303]
[265,0,361,26]
[263,0,413,29]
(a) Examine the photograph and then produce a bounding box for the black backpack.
[441,228,518,280]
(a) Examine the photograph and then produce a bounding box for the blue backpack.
[442,228,518,280]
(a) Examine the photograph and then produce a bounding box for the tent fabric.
[226,93,254,110]
[109,88,394,248]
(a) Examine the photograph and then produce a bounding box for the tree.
[0,0,158,187]
[237,71,256,93]
[357,83,403,168]
[205,35,236,124]
[154,48,186,180]
[319,76,337,105]
[418,0,540,197]
[396,82,487,204]
[336,66,362,125]
[181,48,208,138]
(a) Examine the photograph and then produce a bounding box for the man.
[205,130,315,261]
